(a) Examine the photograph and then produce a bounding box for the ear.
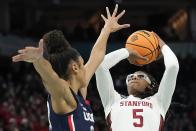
[71,62,80,74]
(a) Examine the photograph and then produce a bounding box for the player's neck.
[129,90,141,98]
[68,77,80,94]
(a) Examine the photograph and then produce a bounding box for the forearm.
[155,45,179,116]
[95,48,128,117]
[89,28,111,64]
[84,28,111,87]
[33,57,75,104]
[162,45,179,70]
[33,57,58,83]
[101,48,129,70]
[96,64,120,117]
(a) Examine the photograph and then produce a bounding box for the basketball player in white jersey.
[95,35,179,131]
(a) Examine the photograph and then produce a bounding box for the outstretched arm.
[12,40,76,108]
[81,4,130,99]
[95,48,146,117]
[154,37,179,117]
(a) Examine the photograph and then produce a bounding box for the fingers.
[153,32,160,39]
[135,63,144,66]
[12,54,26,62]
[12,54,33,63]
[116,10,125,20]
[119,24,130,29]
[153,32,166,47]
[130,49,148,61]
[18,49,27,54]
[128,57,144,66]
[153,32,161,44]
[112,4,118,17]
[39,39,44,48]
[101,14,107,21]
[128,58,135,65]
[156,52,163,61]
[106,7,111,18]
[38,39,44,52]
[136,54,148,61]
[13,48,30,62]
[138,56,148,61]
[104,5,127,20]
[134,51,148,61]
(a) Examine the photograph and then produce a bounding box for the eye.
[138,74,145,78]
[129,74,134,78]
[127,75,133,82]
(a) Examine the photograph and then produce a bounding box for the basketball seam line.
[151,33,158,57]
[144,46,160,56]
[135,32,156,52]
[126,42,153,60]
[153,34,161,53]
[135,32,156,56]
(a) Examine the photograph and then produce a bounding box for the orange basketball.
[125,30,160,65]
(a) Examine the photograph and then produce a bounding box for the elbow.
[91,49,105,63]
[96,60,109,73]
[175,61,179,71]
[166,58,179,73]
[97,62,107,71]
[97,55,104,64]
[171,64,179,74]
[172,57,179,72]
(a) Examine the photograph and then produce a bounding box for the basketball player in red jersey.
[12,5,130,131]
[95,35,179,131]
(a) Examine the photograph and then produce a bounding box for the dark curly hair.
[136,71,159,99]
[48,48,81,80]
[42,29,71,54]
[42,29,81,80]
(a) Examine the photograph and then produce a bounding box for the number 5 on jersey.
[132,109,143,127]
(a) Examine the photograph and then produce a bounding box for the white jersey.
[107,94,164,131]
[95,45,179,131]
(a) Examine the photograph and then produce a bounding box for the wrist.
[125,48,134,56]
[160,44,166,51]
[33,55,43,63]
[101,27,111,34]
[121,48,130,58]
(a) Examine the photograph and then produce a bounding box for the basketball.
[125,30,160,65]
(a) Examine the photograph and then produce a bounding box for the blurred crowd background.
[0,0,196,131]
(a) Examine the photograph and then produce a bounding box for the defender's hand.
[12,39,44,63]
[101,4,130,33]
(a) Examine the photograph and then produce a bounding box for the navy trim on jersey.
[47,90,94,131]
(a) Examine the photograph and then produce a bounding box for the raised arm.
[95,48,146,117]
[12,40,76,108]
[95,48,129,117]
[81,4,130,98]
[154,38,179,117]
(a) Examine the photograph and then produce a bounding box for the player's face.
[126,72,151,95]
